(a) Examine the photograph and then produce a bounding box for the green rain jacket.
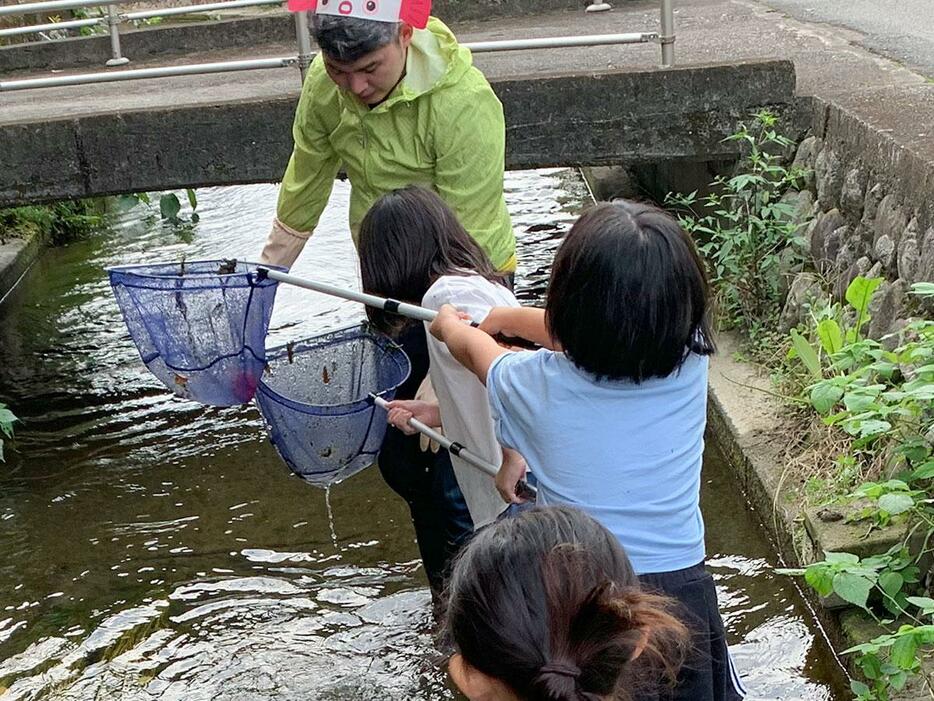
[274,17,517,272]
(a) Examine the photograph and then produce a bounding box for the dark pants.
[378,323,474,598]
[639,562,747,701]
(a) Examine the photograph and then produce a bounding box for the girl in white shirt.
[358,185,524,531]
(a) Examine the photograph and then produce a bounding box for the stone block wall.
[781,96,934,337]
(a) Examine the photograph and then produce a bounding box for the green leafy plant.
[0,200,104,245]
[780,546,927,700]
[0,403,18,462]
[778,546,920,614]
[666,110,808,336]
[70,7,107,37]
[779,278,934,699]
[114,189,200,233]
[159,189,199,226]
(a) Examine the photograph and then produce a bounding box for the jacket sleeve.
[261,67,341,268]
[433,84,514,272]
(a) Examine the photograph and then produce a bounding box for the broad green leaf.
[889,669,909,690]
[832,571,873,608]
[910,282,934,298]
[186,188,198,210]
[860,653,884,680]
[817,319,843,355]
[0,408,17,425]
[804,567,834,597]
[856,419,892,439]
[909,461,934,481]
[891,633,919,670]
[881,479,910,491]
[879,571,904,598]
[850,680,871,697]
[878,491,915,516]
[810,383,843,415]
[824,552,861,565]
[845,276,883,317]
[842,391,878,413]
[902,380,934,400]
[791,329,823,379]
[906,596,934,613]
[159,194,181,222]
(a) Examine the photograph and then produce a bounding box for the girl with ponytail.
[445,506,690,701]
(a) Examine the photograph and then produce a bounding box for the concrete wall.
[781,95,934,336]
[0,0,583,73]
[0,59,797,208]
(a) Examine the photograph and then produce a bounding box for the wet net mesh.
[256,325,411,487]
[108,260,283,406]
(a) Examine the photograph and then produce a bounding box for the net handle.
[257,267,539,351]
[370,394,537,501]
[258,267,438,323]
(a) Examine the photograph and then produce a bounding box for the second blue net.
[256,324,411,487]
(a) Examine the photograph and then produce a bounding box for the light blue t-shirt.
[487,349,708,575]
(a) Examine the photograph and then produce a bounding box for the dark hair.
[445,506,689,701]
[545,200,715,382]
[358,186,502,335]
[311,14,401,63]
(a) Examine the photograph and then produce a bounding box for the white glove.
[415,376,442,454]
[260,217,312,269]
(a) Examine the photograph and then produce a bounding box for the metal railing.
[0,0,284,66]
[0,0,675,92]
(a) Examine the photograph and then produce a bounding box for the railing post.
[659,0,675,67]
[105,4,130,67]
[585,1,612,12]
[293,10,313,84]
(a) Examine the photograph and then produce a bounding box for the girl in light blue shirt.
[429,200,746,701]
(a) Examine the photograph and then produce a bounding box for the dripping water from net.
[324,485,339,551]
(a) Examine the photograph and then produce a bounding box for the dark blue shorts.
[377,323,473,598]
[639,562,747,701]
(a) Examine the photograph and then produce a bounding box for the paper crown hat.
[287,0,431,30]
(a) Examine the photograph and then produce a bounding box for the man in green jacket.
[263,1,516,601]
[261,8,516,274]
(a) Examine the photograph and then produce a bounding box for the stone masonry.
[780,97,934,336]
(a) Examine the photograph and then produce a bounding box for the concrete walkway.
[1,0,932,168]
[762,0,934,78]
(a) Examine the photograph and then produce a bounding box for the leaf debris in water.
[322,366,330,384]
[217,259,238,275]
[286,341,295,364]
[174,374,189,388]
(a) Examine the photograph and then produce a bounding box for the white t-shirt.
[421,274,520,528]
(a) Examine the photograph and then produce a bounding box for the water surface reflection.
[0,172,841,699]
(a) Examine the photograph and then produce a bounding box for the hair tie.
[539,662,581,680]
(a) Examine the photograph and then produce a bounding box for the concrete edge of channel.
[0,234,47,304]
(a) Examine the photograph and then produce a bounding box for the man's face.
[322,25,413,106]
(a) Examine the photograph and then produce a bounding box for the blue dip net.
[256,325,411,487]
[108,260,284,406]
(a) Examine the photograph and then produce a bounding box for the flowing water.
[0,171,845,700]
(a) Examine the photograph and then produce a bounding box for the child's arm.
[386,399,442,433]
[496,448,529,504]
[479,307,557,350]
[430,304,510,385]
